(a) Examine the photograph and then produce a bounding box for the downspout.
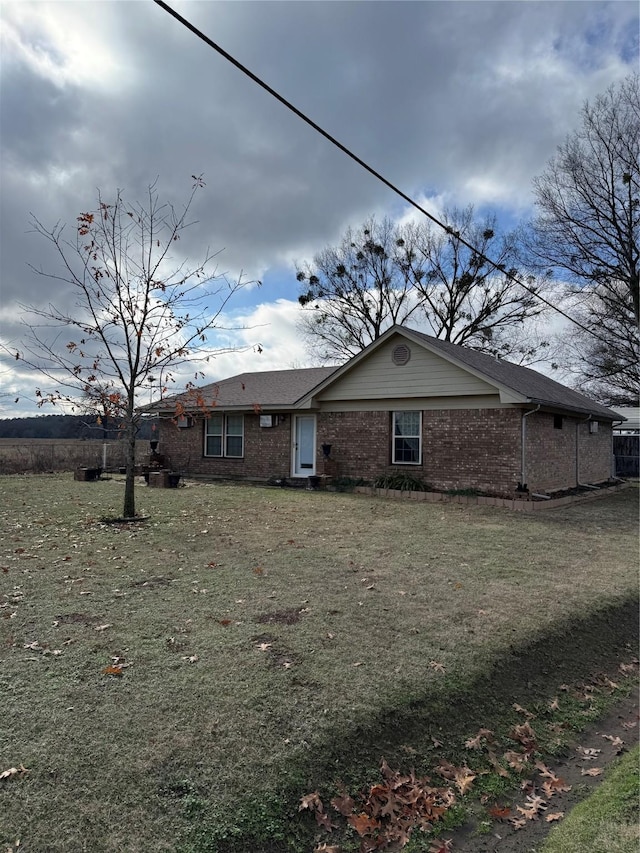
[519,405,540,492]
[576,414,599,488]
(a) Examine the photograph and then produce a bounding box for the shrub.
[373,472,428,492]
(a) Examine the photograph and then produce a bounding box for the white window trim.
[204,414,244,458]
[392,410,422,465]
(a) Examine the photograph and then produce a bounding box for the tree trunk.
[122,402,137,519]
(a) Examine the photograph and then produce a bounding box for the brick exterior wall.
[158,414,293,480]
[317,408,522,494]
[157,408,613,495]
[525,413,612,492]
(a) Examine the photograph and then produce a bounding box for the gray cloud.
[1,0,637,409]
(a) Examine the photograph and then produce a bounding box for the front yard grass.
[0,475,637,852]
[541,745,639,853]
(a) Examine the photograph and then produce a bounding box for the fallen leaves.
[546,811,564,822]
[581,767,603,777]
[301,760,456,851]
[102,665,123,676]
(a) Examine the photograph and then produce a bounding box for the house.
[147,326,623,496]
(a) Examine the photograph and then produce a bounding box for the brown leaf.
[581,767,603,777]
[487,750,510,777]
[548,696,560,711]
[546,811,564,822]
[601,734,624,752]
[102,665,123,676]
[299,791,323,812]
[504,750,529,773]
[314,845,341,853]
[465,729,493,749]
[429,840,453,853]
[516,794,547,820]
[488,804,511,819]
[512,703,535,719]
[315,810,335,831]
[347,812,380,837]
[219,619,232,627]
[576,746,601,760]
[430,660,446,673]
[510,721,537,751]
[453,767,476,795]
[510,816,527,830]
[330,792,355,816]
[542,777,571,797]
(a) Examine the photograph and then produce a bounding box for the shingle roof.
[146,326,622,421]
[147,366,336,412]
[402,328,621,419]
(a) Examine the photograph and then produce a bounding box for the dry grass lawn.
[0,475,637,852]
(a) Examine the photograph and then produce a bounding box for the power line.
[152,0,614,348]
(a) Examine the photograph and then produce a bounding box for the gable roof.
[147,326,623,421]
[298,326,623,420]
[146,366,336,413]
[404,328,621,419]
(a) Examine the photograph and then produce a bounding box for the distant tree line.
[0,414,156,440]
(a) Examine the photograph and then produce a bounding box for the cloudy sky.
[0,0,637,416]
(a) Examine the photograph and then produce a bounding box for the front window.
[205,414,244,458]
[393,411,421,464]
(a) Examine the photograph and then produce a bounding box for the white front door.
[292,415,316,477]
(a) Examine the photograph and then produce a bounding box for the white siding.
[315,336,497,402]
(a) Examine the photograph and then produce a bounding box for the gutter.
[519,405,540,492]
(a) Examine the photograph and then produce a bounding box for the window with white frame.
[204,414,244,458]
[392,411,421,464]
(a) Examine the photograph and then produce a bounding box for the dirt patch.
[450,691,639,852]
[255,608,302,625]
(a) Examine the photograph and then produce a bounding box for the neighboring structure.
[612,407,639,478]
[146,326,623,496]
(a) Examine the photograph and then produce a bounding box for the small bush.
[373,472,428,492]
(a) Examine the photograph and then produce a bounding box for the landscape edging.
[352,482,629,511]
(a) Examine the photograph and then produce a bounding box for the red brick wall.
[525,413,612,491]
[158,408,613,494]
[317,409,522,494]
[158,414,293,480]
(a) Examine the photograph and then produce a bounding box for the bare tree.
[527,74,639,402]
[296,217,424,362]
[297,208,547,363]
[14,177,257,518]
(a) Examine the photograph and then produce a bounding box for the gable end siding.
[316,337,497,402]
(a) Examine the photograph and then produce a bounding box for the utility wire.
[152,0,615,348]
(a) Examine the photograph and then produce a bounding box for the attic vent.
[392,344,411,366]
